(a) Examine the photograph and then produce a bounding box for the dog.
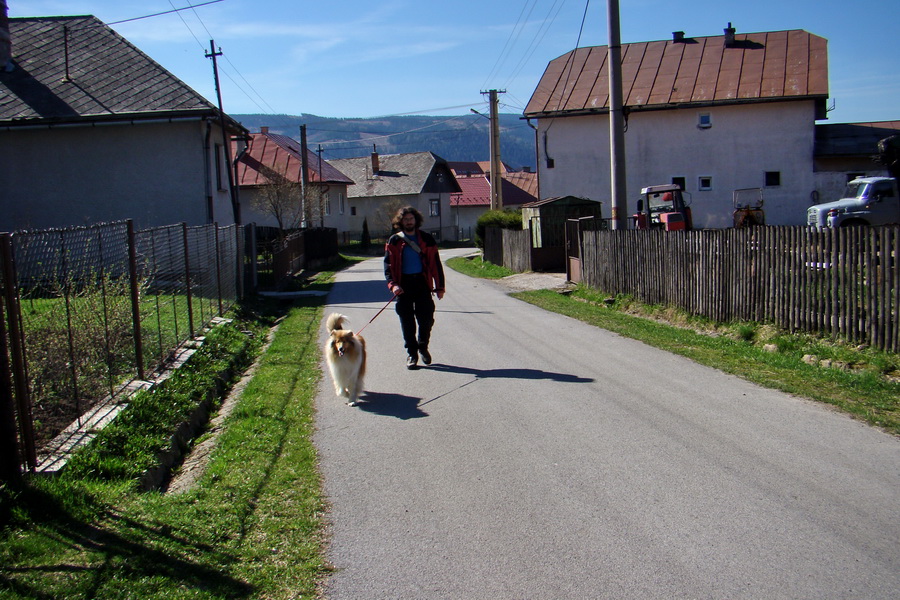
[324,313,367,406]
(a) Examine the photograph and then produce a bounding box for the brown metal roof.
[524,29,828,117]
[235,132,353,187]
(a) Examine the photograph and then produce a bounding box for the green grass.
[446,254,514,279]
[0,255,357,597]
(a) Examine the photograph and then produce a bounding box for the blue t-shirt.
[401,234,424,274]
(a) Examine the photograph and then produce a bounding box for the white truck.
[806,177,900,228]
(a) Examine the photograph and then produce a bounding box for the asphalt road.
[314,249,900,599]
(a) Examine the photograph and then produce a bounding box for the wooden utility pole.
[206,40,241,225]
[483,89,505,210]
[299,124,310,228]
[607,1,628,229]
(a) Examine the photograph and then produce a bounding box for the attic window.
[698,113,712,129]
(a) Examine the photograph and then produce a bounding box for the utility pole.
[607,1,627,229]
[317,144,325,227]
[481,89,505,210]
[205,40,241,225]
[299,124,310,228]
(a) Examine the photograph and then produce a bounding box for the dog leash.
[356,292,398,336]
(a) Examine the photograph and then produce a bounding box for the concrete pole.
[607,0,628,229]
[488,89,504,210]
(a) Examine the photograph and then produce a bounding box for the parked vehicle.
[733,188,765,228]
[806,177,899,228]
[633,184,693,231]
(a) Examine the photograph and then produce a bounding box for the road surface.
[314,249,900,599]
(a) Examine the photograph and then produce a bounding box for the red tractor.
[633,184,693,231]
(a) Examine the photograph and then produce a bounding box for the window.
[698,176,713,191]
[671,177,686,190]
[764,171,781,187]
[324,192,332,216]
[430,199,440,217]
[339,192,345,215]
[350,206,357,216]
[698,113,712,129]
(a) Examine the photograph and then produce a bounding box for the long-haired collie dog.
[324,313,367,406]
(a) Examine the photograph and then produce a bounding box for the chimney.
[522,166,532,173]
[371,145,380,175]
[260,126,269,134]
[724,22,736,48]
[672,31,685,43]
[0,0,12,72]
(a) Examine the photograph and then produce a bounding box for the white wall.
[537,101,818,227]
[0,119,235,231]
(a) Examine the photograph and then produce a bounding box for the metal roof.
[1,16,238,127]
[449,172,538,208]
[524,29,828,118]
[235,132,353,187]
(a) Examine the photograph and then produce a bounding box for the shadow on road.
[427,364,594,384]
[356,391,428,420]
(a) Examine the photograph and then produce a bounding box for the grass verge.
[0,255,364,599]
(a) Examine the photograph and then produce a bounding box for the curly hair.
[392,206,423,230]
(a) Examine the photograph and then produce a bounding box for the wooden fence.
[579,226,899,352]
[483,226,533,273]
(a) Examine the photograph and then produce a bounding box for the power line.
[107,0,224,25]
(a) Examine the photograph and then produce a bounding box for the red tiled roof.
[525,29,828,117]
[235,132,353,187]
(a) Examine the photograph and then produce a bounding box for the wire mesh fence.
[1,220,243,473]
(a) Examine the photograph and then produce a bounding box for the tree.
[252,164,303,239]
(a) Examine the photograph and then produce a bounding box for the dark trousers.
[395,273,435,356]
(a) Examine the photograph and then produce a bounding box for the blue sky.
[10,0,899,122]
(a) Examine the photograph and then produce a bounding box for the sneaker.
[406,355,418,369]
[419,347,432,365]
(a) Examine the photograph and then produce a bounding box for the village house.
[524,25,829,227]
[328,151,460,241]
[234,128,354,234]
[448,161,538,239]
[0,13,246,231]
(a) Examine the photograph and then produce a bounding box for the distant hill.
[232,113,537,171]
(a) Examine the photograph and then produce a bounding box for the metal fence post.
[126,220,145,381]
[214,224,223,316]
[182,223,195,337]
[0,265,22,483]
[0,233,36,471]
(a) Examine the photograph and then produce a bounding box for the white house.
[235,128,354,233]
[328,152,461,241]
[524,26,829,227]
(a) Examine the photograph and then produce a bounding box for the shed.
[521,196,603,248]
[520,196,603,272]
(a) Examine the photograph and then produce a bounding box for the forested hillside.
[232,113,537,170]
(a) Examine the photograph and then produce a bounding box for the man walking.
[384,206,445,369]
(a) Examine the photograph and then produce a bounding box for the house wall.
[537,101,817,227]
[0,119,235,231]
[241,183,351,231]
[346,192,456,241]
